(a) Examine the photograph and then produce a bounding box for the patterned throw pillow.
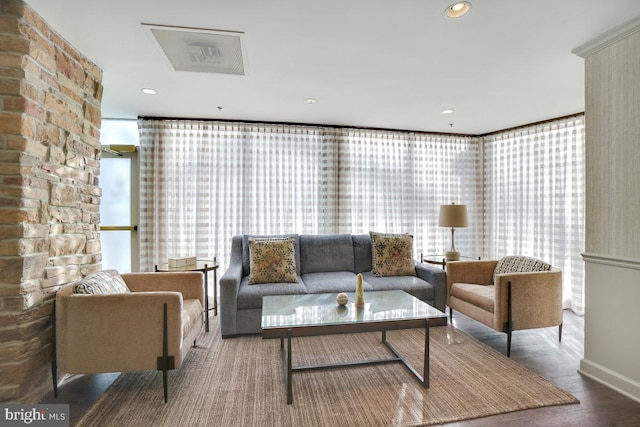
[248,237,298,284]
[493,255,552,283]
[72,269,130,294]
[370,232,416,277]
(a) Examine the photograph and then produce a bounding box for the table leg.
[287,329,293,404]
[204,264,210,332]
[213,268,218,316]
[424,319,430,388]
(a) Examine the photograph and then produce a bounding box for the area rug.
[77,318,578,426]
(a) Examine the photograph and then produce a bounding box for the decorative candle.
[355,273,365,307]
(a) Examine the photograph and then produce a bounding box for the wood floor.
[42,310,640,426]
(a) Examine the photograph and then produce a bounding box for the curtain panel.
[138,120,338,273]
[483,116,585,313]
[138,116,584,313]
[336,129,482,257]
[138,120,480,273]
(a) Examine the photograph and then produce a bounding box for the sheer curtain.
[483,116,585,313]
[139,120,481,271]
[138,120,337,272]
[138,116,584,313]
[337,129,482,258]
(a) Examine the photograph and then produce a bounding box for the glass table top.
[261,290,446,330]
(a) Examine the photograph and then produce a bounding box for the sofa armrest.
[493,268,563,331]
[219,235,244,337]
[56,291,184,373]
[414,262,447,311]
[122,272,204,306]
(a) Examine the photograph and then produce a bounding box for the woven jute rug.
[77,317,578,426]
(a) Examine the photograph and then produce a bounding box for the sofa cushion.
[300,234,355,274]
[248,237,298,284]
[450,283,495,313]
[237,276,308,310]
[242,234,300,276]
[72,270,130,294]
[361,271,434,303]
[302,271,374,294]
[493,255,552,284]
[352,234,373,273]
[370,232,416,277]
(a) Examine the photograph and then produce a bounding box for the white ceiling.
[26,0,640,135]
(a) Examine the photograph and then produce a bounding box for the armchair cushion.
[369,231,416,277]
[493,255,551,283]
[72,269,130,294]
[449,283,495,313]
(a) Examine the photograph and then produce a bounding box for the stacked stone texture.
[0,0,103,402]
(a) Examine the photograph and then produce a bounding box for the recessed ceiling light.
[305,98,318,104]
[141,88,157,95]
[442,109,455,114]
[445,2,472,19]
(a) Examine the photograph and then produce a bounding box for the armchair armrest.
[56,291,185,373]
[493,268,563,331]
[414,261,446,311]
[122,272,204,305]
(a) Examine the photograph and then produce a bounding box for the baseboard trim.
[579,358,640,403]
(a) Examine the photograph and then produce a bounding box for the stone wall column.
[0,0,103,402]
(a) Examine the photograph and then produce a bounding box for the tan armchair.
[52,271,204,402]
[446,258,563,356]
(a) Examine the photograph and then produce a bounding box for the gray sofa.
[219,233,446,338]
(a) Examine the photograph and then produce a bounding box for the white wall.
[579,257,640,401]
[574,17,640,402]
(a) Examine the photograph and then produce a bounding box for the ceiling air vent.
[142,24,246,75]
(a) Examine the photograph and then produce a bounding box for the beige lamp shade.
[438,204,468,228]
[438,203,468,261]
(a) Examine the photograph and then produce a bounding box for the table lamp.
[438,203,468,261]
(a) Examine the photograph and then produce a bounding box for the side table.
[155,260,219,332]
[420,253,481,269]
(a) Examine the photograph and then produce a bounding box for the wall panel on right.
[574,17,640,403]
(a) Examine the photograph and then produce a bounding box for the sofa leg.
[449,307,453,324]
[51,300,58,398]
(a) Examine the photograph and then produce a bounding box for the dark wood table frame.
[264,316,446,404]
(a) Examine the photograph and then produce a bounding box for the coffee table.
[261,290,447,404]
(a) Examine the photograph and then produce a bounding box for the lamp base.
[445,250,461,261]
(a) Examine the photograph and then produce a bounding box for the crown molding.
[572,15,640,58]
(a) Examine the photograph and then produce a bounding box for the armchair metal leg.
[157,303,175,403]
[449,307,453,324]
[504,281,513,358]
[559,323,563,342]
